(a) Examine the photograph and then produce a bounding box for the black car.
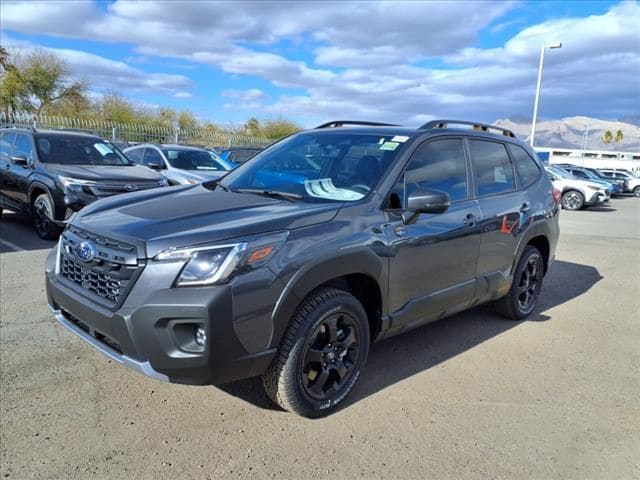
[0,127,168,239]
[45,120,560,417]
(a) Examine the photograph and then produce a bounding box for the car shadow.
[583,206,617,212]
[0,211,57,252]
[215,260,603,414]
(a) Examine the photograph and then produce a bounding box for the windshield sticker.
[304,179,365,201]
[379,141,399,151]
[391,135,409,143]
[167,151,179,159]
[94,143,113,155]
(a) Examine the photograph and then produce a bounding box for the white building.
[534,147,640,173]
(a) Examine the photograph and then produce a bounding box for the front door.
[385,137,482,334]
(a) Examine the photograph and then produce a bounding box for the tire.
[633,186,640,197]
[561,190,584,210]
[262,287,370,418]
[32,193,62,240]
[494,246,545,320]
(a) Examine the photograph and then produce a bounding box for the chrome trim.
[49,305,169,382]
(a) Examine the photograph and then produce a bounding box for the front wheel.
[262,287,370,418]
[33,193,62,240]
[561,190,584,210]
[633,186,640,197]
[494,246,545,320]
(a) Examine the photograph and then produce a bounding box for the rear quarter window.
[508,144,541,188]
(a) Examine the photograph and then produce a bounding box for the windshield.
[163,149,230,171]
[221,132,407,202]
[35,134,131,165]
[548,166,574,179]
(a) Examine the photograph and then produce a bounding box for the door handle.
[520,202,531,213]
[463,213,477,226]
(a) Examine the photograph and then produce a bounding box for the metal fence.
[0,112,272,148]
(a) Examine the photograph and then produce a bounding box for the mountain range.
[494,116,640,152]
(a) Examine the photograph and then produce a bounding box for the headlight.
[154,232,288,287]
[58,175,97,192]
[186,179,199,185]
[158,178,169,187]
[586,185,600,191]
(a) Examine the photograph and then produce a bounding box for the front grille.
[60,254,136,304]
[58,228,142,307]
[89,181,164,197]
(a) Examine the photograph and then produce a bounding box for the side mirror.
[402,188,450,225]
[10,155,29,166]
[147,162,163,171]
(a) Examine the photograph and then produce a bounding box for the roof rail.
[420,120,516,138]
[1,125,36,132]
[315,120,400,129]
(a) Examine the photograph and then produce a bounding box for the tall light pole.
[530,42,562,147]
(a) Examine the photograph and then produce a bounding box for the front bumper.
[45,246,280,385]
[585,190,610,205]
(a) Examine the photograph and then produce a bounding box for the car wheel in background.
[561,190,584,210]
[262,287,370,418]
[633,186,640,197]
[33,193,62,240]
[494,245,544,320]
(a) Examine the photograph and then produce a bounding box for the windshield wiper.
[234,188,303,201]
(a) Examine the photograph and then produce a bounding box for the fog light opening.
[195,327,207,346]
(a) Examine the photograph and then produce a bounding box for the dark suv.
[0,127,168,239]
[45,120,559,417]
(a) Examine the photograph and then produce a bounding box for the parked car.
[544,166,610,210]
[598,169,640,197]
[124,144,235,185]
[553,164,620,196]
[0,127,168,239]
[217,146,264,165]
[46,119,559,417]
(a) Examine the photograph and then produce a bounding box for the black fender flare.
[511,219,551,275]
[268,248,386,349]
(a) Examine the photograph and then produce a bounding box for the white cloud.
[1,1,638,124]
[173,92,193,98]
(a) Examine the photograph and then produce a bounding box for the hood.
[168,169,226,183]
[73,185,340,258]
[44,163,163,182]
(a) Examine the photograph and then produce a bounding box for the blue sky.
[1,0,638,127]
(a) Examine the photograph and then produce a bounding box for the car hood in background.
[73,185,341,257]
[166,169,227,184]
[44,163,163,182]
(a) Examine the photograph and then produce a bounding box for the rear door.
[470,139,527,297]
[385,137,482,332]
[0,132,17,203]
[4,133,34,205]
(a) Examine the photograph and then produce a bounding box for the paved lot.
[1,200,639,479]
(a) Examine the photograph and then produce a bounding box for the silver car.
[124,144,234,185]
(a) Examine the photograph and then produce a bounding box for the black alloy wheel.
[33,194,62,240]
[300,312,360,401]
[262,287,370,418]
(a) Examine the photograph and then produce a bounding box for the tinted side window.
[469,140,515,197]
[125,148,144,163]
[572,170,588,179]
[391,138,468,206]
[13,134,34,161]
[143,148,164,167]
[0,133,16,161]
[509,144,540,187]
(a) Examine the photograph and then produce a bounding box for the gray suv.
[45,120,560,417]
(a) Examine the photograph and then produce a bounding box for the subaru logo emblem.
[76,241,96,263]
[124,184,138,192]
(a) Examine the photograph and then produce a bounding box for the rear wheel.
[33,193,62,240]
[262,287,370,418]
[561,190,584,210]
[633,186,640,197]
[494,246,544,320]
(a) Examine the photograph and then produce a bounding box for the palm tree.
[614,129,624,143]
[602,130,613,145]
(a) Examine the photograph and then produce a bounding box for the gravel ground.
[1,198,638,480]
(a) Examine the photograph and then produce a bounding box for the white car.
[598,169,640,197]
[124,144,234,185]
[545,166,610,210]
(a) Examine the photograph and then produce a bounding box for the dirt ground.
[1,199,638,479]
